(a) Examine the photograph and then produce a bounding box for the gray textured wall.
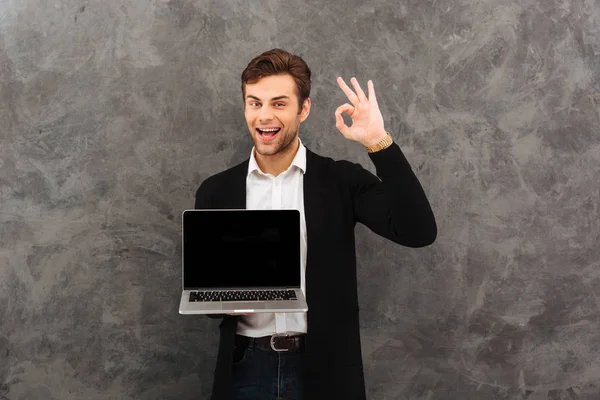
[1,0,599,399]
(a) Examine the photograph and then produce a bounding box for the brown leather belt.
[235,334,306,353]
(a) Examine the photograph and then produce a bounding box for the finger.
[368,80,378,106]
[351,77,369,104]
[335,103,355,137]
[337,77,360,107]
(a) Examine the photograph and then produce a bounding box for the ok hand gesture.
[335,77,387,147]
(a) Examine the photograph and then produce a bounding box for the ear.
[299,98,311,123]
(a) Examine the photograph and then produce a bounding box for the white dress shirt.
[236,137,308,337]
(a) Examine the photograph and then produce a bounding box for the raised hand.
[334,77,387,147]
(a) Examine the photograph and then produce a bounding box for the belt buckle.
[270,334,290,352]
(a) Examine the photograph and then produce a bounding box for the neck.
[255,137,300,176]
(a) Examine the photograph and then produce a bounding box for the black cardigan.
[194,141,437,399]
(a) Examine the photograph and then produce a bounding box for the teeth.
[259,128,280,132]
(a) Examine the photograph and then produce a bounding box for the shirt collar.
[247,137,307,177]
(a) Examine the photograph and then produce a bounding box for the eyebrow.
[246,95,290,102]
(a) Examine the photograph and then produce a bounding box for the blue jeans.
[231,340,306,400]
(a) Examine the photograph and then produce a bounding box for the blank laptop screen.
[183,209,300,289]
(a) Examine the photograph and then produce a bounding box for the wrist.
[365,132,393,153]
[362,132,388,147]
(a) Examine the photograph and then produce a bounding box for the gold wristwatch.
[366,132,393,153]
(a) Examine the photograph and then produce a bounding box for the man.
[195,48,437,400]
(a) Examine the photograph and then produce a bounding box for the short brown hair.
[241,48,311,114]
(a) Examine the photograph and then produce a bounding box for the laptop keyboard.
[189,289,297,302]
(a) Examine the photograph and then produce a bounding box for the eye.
[275,102,285,107]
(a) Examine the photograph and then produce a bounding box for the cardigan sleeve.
[193,179,234,321]
[347,141,437,248]
[194,178,212,209]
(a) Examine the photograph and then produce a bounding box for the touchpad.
[229,302,268,309]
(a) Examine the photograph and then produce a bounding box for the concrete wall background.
[1,0,599,399]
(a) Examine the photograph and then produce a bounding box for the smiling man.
[194,48,437,400]
[245,74,309,176]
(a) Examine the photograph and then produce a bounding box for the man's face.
[244,74,310,157]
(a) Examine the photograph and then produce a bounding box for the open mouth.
[256,127,281,142]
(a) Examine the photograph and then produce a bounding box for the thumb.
[335,103,355,138]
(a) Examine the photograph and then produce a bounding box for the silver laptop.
[179,209,309,315]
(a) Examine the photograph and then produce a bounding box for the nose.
[259,105,274,121]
